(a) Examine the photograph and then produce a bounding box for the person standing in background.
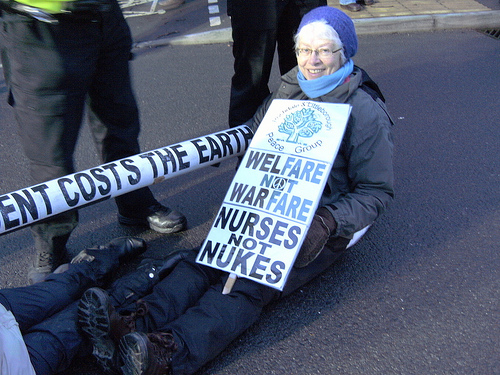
[0,0,187,284]
[227,0,327,129]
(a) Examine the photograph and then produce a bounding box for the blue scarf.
[297,59,354,98]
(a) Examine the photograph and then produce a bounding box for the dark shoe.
[78,288,121,373]
[118,204,187,234]
[108,236,148,263]
[70,237,147,280]
[157,0,184,11]
[72,237,147,265]
[341,3,362,11]
[357,0,374,4]
[79,287,146,373]
[120,332,177,375]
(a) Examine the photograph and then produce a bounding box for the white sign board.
[196,99,351,290]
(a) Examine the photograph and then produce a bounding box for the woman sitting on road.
[78,6,394,375]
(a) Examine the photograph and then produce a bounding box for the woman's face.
[296,37,343,80]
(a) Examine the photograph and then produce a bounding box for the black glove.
[294,207,337,268]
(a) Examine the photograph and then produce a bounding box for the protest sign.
[196,99,351,291]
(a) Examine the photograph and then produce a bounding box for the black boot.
[78,288,119,373]
[120,331,177,375]
[71,237,147,280]
[78,287,149,373]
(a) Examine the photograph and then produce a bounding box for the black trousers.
[228,0,326,128]
[0,239,348,375]
[0,2,157,254]
[133,237,349,375]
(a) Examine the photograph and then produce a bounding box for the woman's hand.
[294,207,337,268]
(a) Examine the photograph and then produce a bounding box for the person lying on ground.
[0,236,147,375]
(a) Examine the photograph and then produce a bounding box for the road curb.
[133,10,500,49]
[354,10,500,35]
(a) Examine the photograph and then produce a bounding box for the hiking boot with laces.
[27,249,59,284]
[78,288,149,373]
[120,331,177,375]
[27,212,77,284]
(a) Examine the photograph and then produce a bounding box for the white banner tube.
[0,125,253,235]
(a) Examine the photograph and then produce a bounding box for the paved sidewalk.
[328,0,492,19]
[326,0,500,36]
[131,0,500,48]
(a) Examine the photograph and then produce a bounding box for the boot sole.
[78,288,118,373]
[120,332,150,375]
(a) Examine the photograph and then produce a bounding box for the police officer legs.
[0,0,187,284]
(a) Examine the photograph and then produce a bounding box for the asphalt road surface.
[0,27,499,374]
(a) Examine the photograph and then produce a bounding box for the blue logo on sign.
[278,108,322,144]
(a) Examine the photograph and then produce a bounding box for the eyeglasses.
[295,47,342,58]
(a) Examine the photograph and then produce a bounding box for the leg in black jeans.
[132,238,348,374]
[228,27,276,128]
[132,255,279,375]
[86,0,158,216]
